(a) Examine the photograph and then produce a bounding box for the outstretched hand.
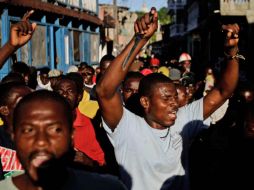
[134,7,158,39]
[9,10,37,49]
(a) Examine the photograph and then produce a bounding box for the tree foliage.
[158,7,171,25]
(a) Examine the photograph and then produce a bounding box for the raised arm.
[204,24,241,119]
[96,8,158,130]
[0,10,36,69]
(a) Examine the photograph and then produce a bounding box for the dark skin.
[99,60,111,75]
[122,77,142,103]
[0,10,36,69]
[39,73,49,85]
[96,8,240,131]
[176,84,188,108]
[0,86,32,135]
[54,79,99,167]
[12,99,73,190]
[54,79,82,110]
[96,8,158,129]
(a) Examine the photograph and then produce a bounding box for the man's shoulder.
[0,177,17,190]
[67,168,127,189]
[179,98,203,113]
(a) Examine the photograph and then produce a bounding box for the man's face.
[181,61,191,73]
[54,79,80,110]
[40,73,49,85]
[13,100,72,182]
[144,83,179,128]
[80,68,94,85]
[4,86,32,133]
[176,86,188,107]
[122,78,141,103]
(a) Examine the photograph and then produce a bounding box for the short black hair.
[0,81,28,107]
[13,90,73,131]
[65,73,84,95]
[11,61,30,75]
[123,71,144,87]
[38,67,50,75]
[99,54,115,66]
[1,72,25,84]
[138,73,172,97]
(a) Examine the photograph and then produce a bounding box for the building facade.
[99,4,138,57]
[167,0,254,81]
[0,0,102,78]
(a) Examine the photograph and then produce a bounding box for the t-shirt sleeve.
[102,108,137,148]
[178,98,210,139]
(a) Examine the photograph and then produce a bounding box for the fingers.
[135,14,150,34]
[222,23,240,39]
[222,23,240,48]
[134,7,158,35]
[19,10,36,34]
[31,22,37,32]
[137,18,144,34]
[14,21,33,35]
[21,10,34,21]
[150,7,158,23]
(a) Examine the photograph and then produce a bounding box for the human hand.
[222,23,239,55]
[134,7,158,39]
[9,10,37,49]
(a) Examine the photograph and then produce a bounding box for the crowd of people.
[0,7,253,190]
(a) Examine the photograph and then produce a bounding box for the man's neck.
[13,174,42,190]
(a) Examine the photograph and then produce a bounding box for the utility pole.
[113,0,118,46]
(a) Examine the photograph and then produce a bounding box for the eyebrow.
[18,120,63,127]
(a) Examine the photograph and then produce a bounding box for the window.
[64,32,70,65]
[69,0,80,7]
[82,0,97,13]
[90,34,99,63]
[20,43,29,64]
[73,31,81,62]
[31,25,47,67]
[56,0,67,4]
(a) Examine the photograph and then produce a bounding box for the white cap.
[67,65,78,73]
[179,53,191,63]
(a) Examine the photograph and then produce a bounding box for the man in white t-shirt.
[96,8,241,190]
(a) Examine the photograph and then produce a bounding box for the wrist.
[134,33,149,42]
[224,46,238,56]
[6,41,17,52]
[224,47,245,61]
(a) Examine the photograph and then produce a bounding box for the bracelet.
[135,33,149,41]
[224,51,245,60]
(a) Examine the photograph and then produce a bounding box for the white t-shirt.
[102,98,208,190]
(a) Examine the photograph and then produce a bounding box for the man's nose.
[171,97,179,107]
[61,90,68,97]
[35,131,49,148]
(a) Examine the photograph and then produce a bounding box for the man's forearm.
[97,36,149,97]
[216,57,239,99]
[0,42,16,69]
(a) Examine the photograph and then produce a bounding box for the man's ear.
[0,106,10,116]
[77,93,83,103]
[140,96,149,109]
[70,128,75,147]
[11,132,15,142]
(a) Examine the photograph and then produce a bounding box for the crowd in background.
[0,8,253,190]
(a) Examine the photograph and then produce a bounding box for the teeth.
[32,155,50,168]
